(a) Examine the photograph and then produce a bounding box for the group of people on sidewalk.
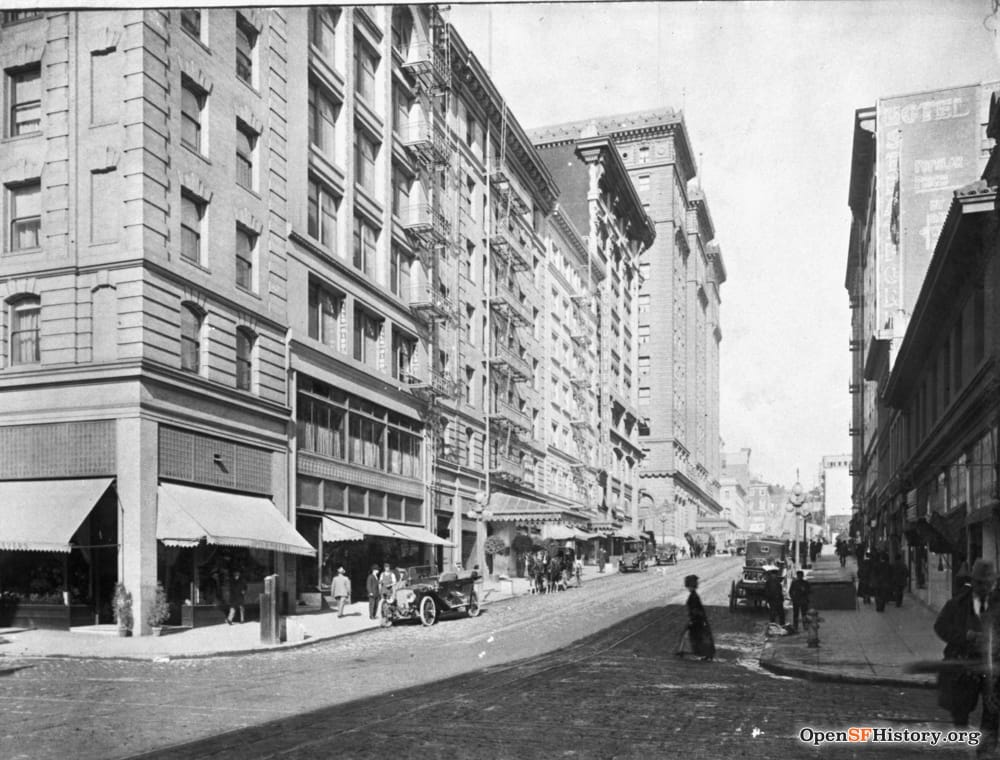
[855,548,909,612]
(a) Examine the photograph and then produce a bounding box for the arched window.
[9,295,40,365]
[236,327,255,391]
[180,303,203,373]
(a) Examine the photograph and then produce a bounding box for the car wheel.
[467,593,481,618]
[419,596,437,626]
[380,602,393,627]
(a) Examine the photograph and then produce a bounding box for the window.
[309,7,338,58]
[390,8,413,58]
[465,366,475,404]
[637,174,650,193]
[8,65,41,137]
[236,328,255,391]
[353,37,377,103]
[638,325,650,345]
[180,9,201,38]
[308,83,338,156]
[308,279,342,346]
[8,181,40,251]
[638,356,650,377]
[638,387,651,406]
[391,166,410,218]
[235,120,256,190]
[236,226,256,291]
[235,14,257,85]
[307,178,337,249]
[352,215,377,276]
[637,146,650,164]
[90,49,120,124]
[392,86,410,136]
[181,78,205,153]
[354,131,378,192]
[390,245,411,299]
[3,11,42,23]
[180,193,205,264]
[9,296,40,365]
[638,294,650,314]
[391,330,415,380]
[180,304,203,372]
[353,307,381,368]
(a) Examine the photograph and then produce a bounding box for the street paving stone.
[0,558,974,759]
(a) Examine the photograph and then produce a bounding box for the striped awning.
[322,516,365,543]
[386,523,454,547]
[488,493,588,524]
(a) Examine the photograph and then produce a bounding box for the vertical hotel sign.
[875,86,981,338]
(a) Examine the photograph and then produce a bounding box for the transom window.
[9,296,40,365]
[8,181,40,251]
[8,65,41,137]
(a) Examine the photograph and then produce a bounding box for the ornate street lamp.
[787,475,806,569]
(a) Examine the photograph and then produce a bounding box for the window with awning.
[0,478,113,552]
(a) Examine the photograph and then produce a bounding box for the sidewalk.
[759,553,941,688]
[0,575,536,662]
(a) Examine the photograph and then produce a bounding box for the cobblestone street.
[0,558,958,759]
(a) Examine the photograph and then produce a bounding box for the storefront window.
[348,486,366,515]
[387,494,403,521]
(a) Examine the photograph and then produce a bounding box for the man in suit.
[366,564,380,620]
[934,559,1000,748]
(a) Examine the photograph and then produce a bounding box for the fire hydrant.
[804,608,823,648]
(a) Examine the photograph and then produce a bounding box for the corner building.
[533,110,725,542]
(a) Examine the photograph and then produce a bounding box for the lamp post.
[788,476,806,569]
[473,491,489,578]
[658,500,671,548]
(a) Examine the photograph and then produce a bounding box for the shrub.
[484,535,508,556]
[146,582,170,628]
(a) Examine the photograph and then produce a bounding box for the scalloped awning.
[0,478,112,552]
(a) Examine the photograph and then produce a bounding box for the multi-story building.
[531,127,655,543]
[532,110,725,542]
[846,83,995,549]
[820,454,852,539]
[0,8,315,634]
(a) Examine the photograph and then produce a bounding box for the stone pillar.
[117,416,158,635]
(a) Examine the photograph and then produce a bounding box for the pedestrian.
[226,570,247,625]
[574,554,583,587]
[598,547,607,574]
[378,562,398,623]
[764,566,785,626]
[675,574,715,661]
[934,559,1000,743]
[891,555,909,608]
[331,566,351,618]
[835,538,848,568]
[872,552,893,612]
[856,552,872,605]
[788,570,811,632]
[366,564,380,619]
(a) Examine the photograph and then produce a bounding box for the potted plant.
[113,582,133,637]
[146,582,170,635]
[484,535,509,578]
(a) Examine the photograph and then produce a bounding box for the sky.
[449,0,1000,487]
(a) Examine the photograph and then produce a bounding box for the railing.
[400,42,449,93]
[489,287,531,325]
[401,119,449,167]
[402,369,456,399]
[403,202,450,247]
[409,284,454,323]
[489,401,531,432]
[490,455,525,482]
[489,225,531,271]
[489,343,531,381]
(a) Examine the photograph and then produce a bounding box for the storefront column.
[117,417,158,635]
[272,447,295,612]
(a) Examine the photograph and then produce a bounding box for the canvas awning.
[544,524,576,540]
[322,515,365,543]
[574,529,599,541]
[386,523,454,547]
[0,477,113,552]
[157,482,315,556]
[325,515,405,540]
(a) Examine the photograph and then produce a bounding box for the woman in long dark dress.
[676,574,715,660]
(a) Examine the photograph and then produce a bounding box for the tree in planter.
[146,582,170,634]
[113,583,133,636]
[484,535,509,578]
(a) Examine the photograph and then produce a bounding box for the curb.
[0,595,517,664]
[758,645,936,689]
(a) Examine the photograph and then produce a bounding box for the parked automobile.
[728,538,788,612]
[618,539,649,573]
[381,566,481,627]
[654,545,678,565]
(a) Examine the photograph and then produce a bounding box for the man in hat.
[764,566,785,626]
[366,564,381,620]
[934,558,1000,747]
[331,566,352,618]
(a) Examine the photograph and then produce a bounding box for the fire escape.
[487,105,531,486]
[400,11,459,467]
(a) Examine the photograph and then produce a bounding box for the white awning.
[157,483,315,556]
[0,478,113,552]
[326,515,404,540]
[386,523,454,547]
[322,516,365,543]
[545,524,577,540]
[574,529,599,541]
